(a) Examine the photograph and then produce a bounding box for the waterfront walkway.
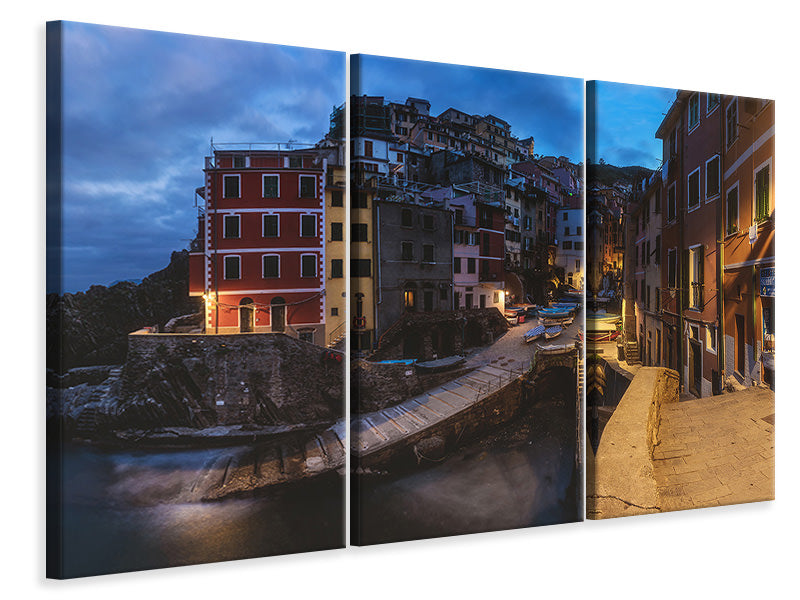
[353,317,581,464]
[652,386,775,510]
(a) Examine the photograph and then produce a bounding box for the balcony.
[690,282,704,311]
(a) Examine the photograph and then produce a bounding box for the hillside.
[588,162,652,187]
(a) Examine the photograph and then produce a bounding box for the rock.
[47,250,201,372]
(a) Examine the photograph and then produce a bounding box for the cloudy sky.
[54,22,345,293]
[355,55,584,164]
[589,81,678,169]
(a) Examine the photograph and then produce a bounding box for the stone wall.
[351,359,475,413]
[587,366,679,519]
[370,307,509,362]
[120,332,344,429]
[357,379,523,470]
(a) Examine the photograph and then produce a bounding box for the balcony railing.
[690,282,704,310]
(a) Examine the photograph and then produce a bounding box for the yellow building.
[322,143,347,348]
[350,177,376,353]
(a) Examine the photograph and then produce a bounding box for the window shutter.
[681,249,690,309]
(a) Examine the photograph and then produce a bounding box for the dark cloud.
[57,22,344,292]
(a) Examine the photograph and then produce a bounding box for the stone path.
[652,386,775,511]
[352,363,521,460]
[353,314,581,463]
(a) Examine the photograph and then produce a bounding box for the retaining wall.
[587,366,679,519]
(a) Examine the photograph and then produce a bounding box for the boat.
[523,324,545,343]
[585,311,622,342]
[538,307,571,319]
[542,316,573,328]
[415,355,466,373]
[544,326,563,340]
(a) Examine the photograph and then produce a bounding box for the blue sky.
[54,22,345,293]
[589,81,678,169]
[355,55,584,164]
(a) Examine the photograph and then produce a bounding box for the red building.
[189,146,327,344]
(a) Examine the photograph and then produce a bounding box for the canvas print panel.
[349,55,585,545]
[46,22,346,578]
[585,81,775,518]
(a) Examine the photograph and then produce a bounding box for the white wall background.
[5,1,796,597]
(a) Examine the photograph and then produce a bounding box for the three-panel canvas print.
[46,21,775,578]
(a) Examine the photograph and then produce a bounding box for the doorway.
[271,297,286,333]
[239,298,255,333]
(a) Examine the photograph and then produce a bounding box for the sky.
[53,22,345,293]
[354,55,584,165]
[589,81,678,169]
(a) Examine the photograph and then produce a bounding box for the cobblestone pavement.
[652,386,775,511]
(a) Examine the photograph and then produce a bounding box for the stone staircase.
[188,419,346,501]
[624,340,641,364]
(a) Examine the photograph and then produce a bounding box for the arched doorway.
[271,297,286,333]
[239,297,255,333]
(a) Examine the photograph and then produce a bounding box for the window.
[364,140,373,157]
[755,163,771,222]
[577,226,582,236]
[396,153,403,162]
[263,255,279,278]
[331,259,343,278]
[401,241,414,261]
[352,191,368,209]
[301,254,317,278]
[654,187,661,214]
[263,174,279,198]
[289,156,303,168]
[454,257,461,273]
[331,222,343,241]
[422,244,434,263]
[263,214,279,237]
[423,214,434,230]
[223,215,240,239]
[689,246,704,309]
[223,175,240,199]
[706,156,720,200]
[667,184,676,221]
[563,212,568,221]
[301,214,317,237]
[233,155,246,169]
[667,249,677,288]
[707,93,720,113]
[688,94,699,131]
[351,259,371,277]
[576,259,581,270]
[707,325,717,353]
[575,241,584,251]
[351,223,368,242]
[454,230,464,244]
[646,240,651,265]
[404,288,416,310]
[401,209,413,227]
[726,99,738,147]
[655,234,661,265]
[564,226,569,236]
[331,307,339,316]
[300,175,316,199]
[331,190,343,207]
[726,184,739,235]
[563,240,572,250]
[467,257,476,274]
[687,168,700,209]
[224,255,240,280]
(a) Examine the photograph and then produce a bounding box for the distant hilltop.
[588,162,652,187]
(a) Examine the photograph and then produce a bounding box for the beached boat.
[523,324,545,343]
[538,307,571,319]
[544,326,563,340]
[542,316,573,328]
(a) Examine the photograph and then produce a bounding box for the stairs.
[624,340,641,364]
